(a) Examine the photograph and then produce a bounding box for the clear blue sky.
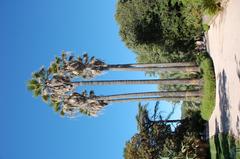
[0,1,180,159]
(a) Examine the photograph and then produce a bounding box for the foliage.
[124,103,172,159]
[181,101,201,118]
[158,71,200,91]
[115,0,204,63]
[203,24,210,32]
[202,0,221,15]
[27,52,108,117]
[197,53,216,120]
[124,103,209,159]
[210,133,240,159]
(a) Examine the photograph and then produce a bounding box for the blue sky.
[0,1,180,159]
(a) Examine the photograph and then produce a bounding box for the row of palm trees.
[27,52,202,117]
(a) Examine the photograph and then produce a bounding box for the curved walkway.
[206,0,240,138]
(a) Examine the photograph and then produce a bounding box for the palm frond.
[27,84,36,91]
[32,72,41,79]
[53,102,61,112]
[28,79,39,85]
[49,63,58,74]
[79,108,91,116]
[60,110,65,116]
[61,52,67,60]
[34,88,42,97]
[55,57,61,64]
[42,95,50,103]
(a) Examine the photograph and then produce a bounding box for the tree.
[124,104,209,159]
[50,53,200,79]
[124,103,179,159]
[28,69,201,117]
[71,78,201,86]
[115,0,203,63]
[28,53,202,117]
[95,90,201,100]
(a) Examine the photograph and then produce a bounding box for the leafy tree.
[124,104,209,159]
[115,0,204,63]
[124,103,173,159]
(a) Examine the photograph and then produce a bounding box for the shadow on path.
[234,55,240,80]
[218,69,230,133]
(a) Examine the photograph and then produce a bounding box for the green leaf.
[60,110,65,116]
[53,102,61,112]
[32,72,40,78]
[55,57,61,64]
[51,63,58,73]
[27,84,36,91]
[42,95,49,103]
[34,88,41,97]
[79,108,90,116]
[61,52,67,60]
[28,79,39,85]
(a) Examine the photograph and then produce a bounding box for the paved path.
[207,0,240,138]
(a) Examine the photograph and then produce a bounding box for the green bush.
[197,53,216,120]
[203,0,221,15]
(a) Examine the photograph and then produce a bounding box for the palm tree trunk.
[106,96,200,103]
[104,66,200,72]
[100,62,199,72]
[72,79,202,86]
[106,62,196,68]
[95,90,201,100]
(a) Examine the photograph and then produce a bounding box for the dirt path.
[206,0,240,138]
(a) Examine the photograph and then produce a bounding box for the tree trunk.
[72,79,202,86]
[106,62,196,68]
[106,96,200,103]
[104,66,200,72]
[101,63,199,72]
[95,90,201,100]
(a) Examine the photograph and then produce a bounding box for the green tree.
[115,0,203,63]
[124,104,174,159]
[50,53,200,79]
[124,104,209,159]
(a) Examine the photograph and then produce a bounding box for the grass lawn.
[197,54,216,120]
[210,133,240,159]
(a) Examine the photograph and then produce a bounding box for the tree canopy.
[124,103,172,159]
[124,103,209,159]
[115,0,203,63]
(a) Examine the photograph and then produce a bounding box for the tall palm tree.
[103,96,199,103]
[50,90,201,117]
[27,52,202,117]
[92,90,202,100]
[71,79,202,86]
[50,52,200,79]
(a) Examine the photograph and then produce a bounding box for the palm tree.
[92,90,202,100]
[71,79,202,86]
[48,90,201,117]
[104,96,199,103]
[50,52,200,79]
[27,52,202,117]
